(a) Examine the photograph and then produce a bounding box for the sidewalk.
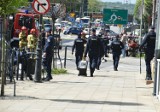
[0,55,160,112]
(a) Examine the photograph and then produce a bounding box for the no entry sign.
[32,0,50,14]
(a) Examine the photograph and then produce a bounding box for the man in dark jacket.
[139,26,156,80]
[84,29,103,77]
[96,34,104,70]
[111,35,124,71]
[72,32,86,69]
[42,28,54,81]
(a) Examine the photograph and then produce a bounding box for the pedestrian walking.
[42,28,55,81]
[120,31,128,58]
[139,26,156,80]
[97,34,104,70]
[103,30,110,57]
[72,32,86,69]
[84,29,104,77]
[111,35,124,71]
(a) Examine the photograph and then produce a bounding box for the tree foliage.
[0,0,28,16]
[88,0,102,12]
[134,0,152,27]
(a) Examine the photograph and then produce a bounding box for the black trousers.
[75,52,83,68]
[112,52,120,69]
[145,52,154,77]
[43,55,53,79]
[89,55,98,76]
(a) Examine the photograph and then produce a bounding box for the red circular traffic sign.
[32,0,50,14]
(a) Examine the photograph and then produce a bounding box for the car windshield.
[44,25,52,28]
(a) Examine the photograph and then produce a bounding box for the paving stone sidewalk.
[0,56,160,112]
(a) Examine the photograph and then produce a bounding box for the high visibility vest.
[19,32,27,48]
[27,34,37,49]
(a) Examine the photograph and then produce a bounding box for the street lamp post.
[153,0,159,96]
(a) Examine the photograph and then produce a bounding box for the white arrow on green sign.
[103,9,128,25]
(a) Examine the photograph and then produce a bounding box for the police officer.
[139,26,156,80]
[72,32,86,69]
[42,28,54,81]
[97,34,104,70]
[111,35,124,71]
[84,29,103,77]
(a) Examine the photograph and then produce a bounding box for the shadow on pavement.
[51,99,144,106]
[0,96,144,106]
[50,81,87,84]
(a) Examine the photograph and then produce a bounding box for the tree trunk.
[1,16,6,96]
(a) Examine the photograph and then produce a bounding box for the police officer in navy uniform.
[72,32,86,69]
[42,28,54,81]
[139,26,156,80]
[96,34,104,70]
[111,35,124,71]
[84,29,103,77]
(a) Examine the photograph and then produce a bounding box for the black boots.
[90,69,94,77]
[146,74,152,80]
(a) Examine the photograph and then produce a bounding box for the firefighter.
[19,26,28,50]
[27,28,37,52]
[18,26,28,80]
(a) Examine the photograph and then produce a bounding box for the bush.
[136,53,145,58]
[51,68,67,75]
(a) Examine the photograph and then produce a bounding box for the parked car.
[55,23,62,33]
[64,27,82,35]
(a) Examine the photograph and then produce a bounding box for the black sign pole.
[34,14,42,82]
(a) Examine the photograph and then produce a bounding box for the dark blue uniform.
[72,36,86,69]
[97,36,104,70]
[43,34,54,80]
[84,35,103,76]
[111,37,124,71]
[140,29,156,80]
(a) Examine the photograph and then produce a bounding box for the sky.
[100,0,136,4]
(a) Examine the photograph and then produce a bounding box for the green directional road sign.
[103,9,128,25]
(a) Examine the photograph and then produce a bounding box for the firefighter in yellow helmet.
[27,28,37,52]
[19,26,27,50]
